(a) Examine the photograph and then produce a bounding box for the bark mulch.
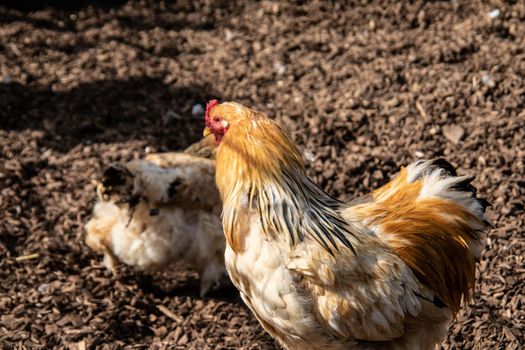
[1,1,523,349]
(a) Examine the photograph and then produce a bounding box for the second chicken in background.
[85,135,226,297]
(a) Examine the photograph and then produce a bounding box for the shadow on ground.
[0,77,221,152]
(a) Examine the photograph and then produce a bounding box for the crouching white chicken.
[85,135,226,296]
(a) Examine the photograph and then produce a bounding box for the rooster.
[204,100,490,349]
[85,134,226,296]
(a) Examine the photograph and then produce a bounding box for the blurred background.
[0,1,523,349]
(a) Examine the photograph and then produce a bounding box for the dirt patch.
[1,1,524,349]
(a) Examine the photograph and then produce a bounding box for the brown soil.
[1,1,523,349]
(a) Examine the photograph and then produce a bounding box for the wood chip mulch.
[1,1,523,349]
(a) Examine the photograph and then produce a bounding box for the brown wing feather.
[351,166,487,313]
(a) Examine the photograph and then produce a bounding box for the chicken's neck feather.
[215,115,359,254]
[260,173,359,255]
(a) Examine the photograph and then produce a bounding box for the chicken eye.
[214,116,221,122]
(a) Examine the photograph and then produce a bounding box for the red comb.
[205,99,219,126]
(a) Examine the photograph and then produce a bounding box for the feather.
[349,162,490,313]
[211,103,358,254]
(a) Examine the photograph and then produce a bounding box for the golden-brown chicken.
[85,135,225,296]
[204,100,490,349]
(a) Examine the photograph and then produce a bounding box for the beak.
[203,127,212,138]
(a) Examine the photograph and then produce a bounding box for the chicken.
[204,100,490,349]
[85,134,226,296]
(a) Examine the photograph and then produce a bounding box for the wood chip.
[157,305,183,323]
[442,124,465,145]
[415,101,430,121]
[15,253,39,262]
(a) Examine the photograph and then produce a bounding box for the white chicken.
[85,135,225,296]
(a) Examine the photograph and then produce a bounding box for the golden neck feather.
[215,111,305,204]
[213,107,357,254]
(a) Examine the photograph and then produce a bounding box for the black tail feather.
[429,158,458,176]
[428,158,491,220]
[102,163,134,189]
